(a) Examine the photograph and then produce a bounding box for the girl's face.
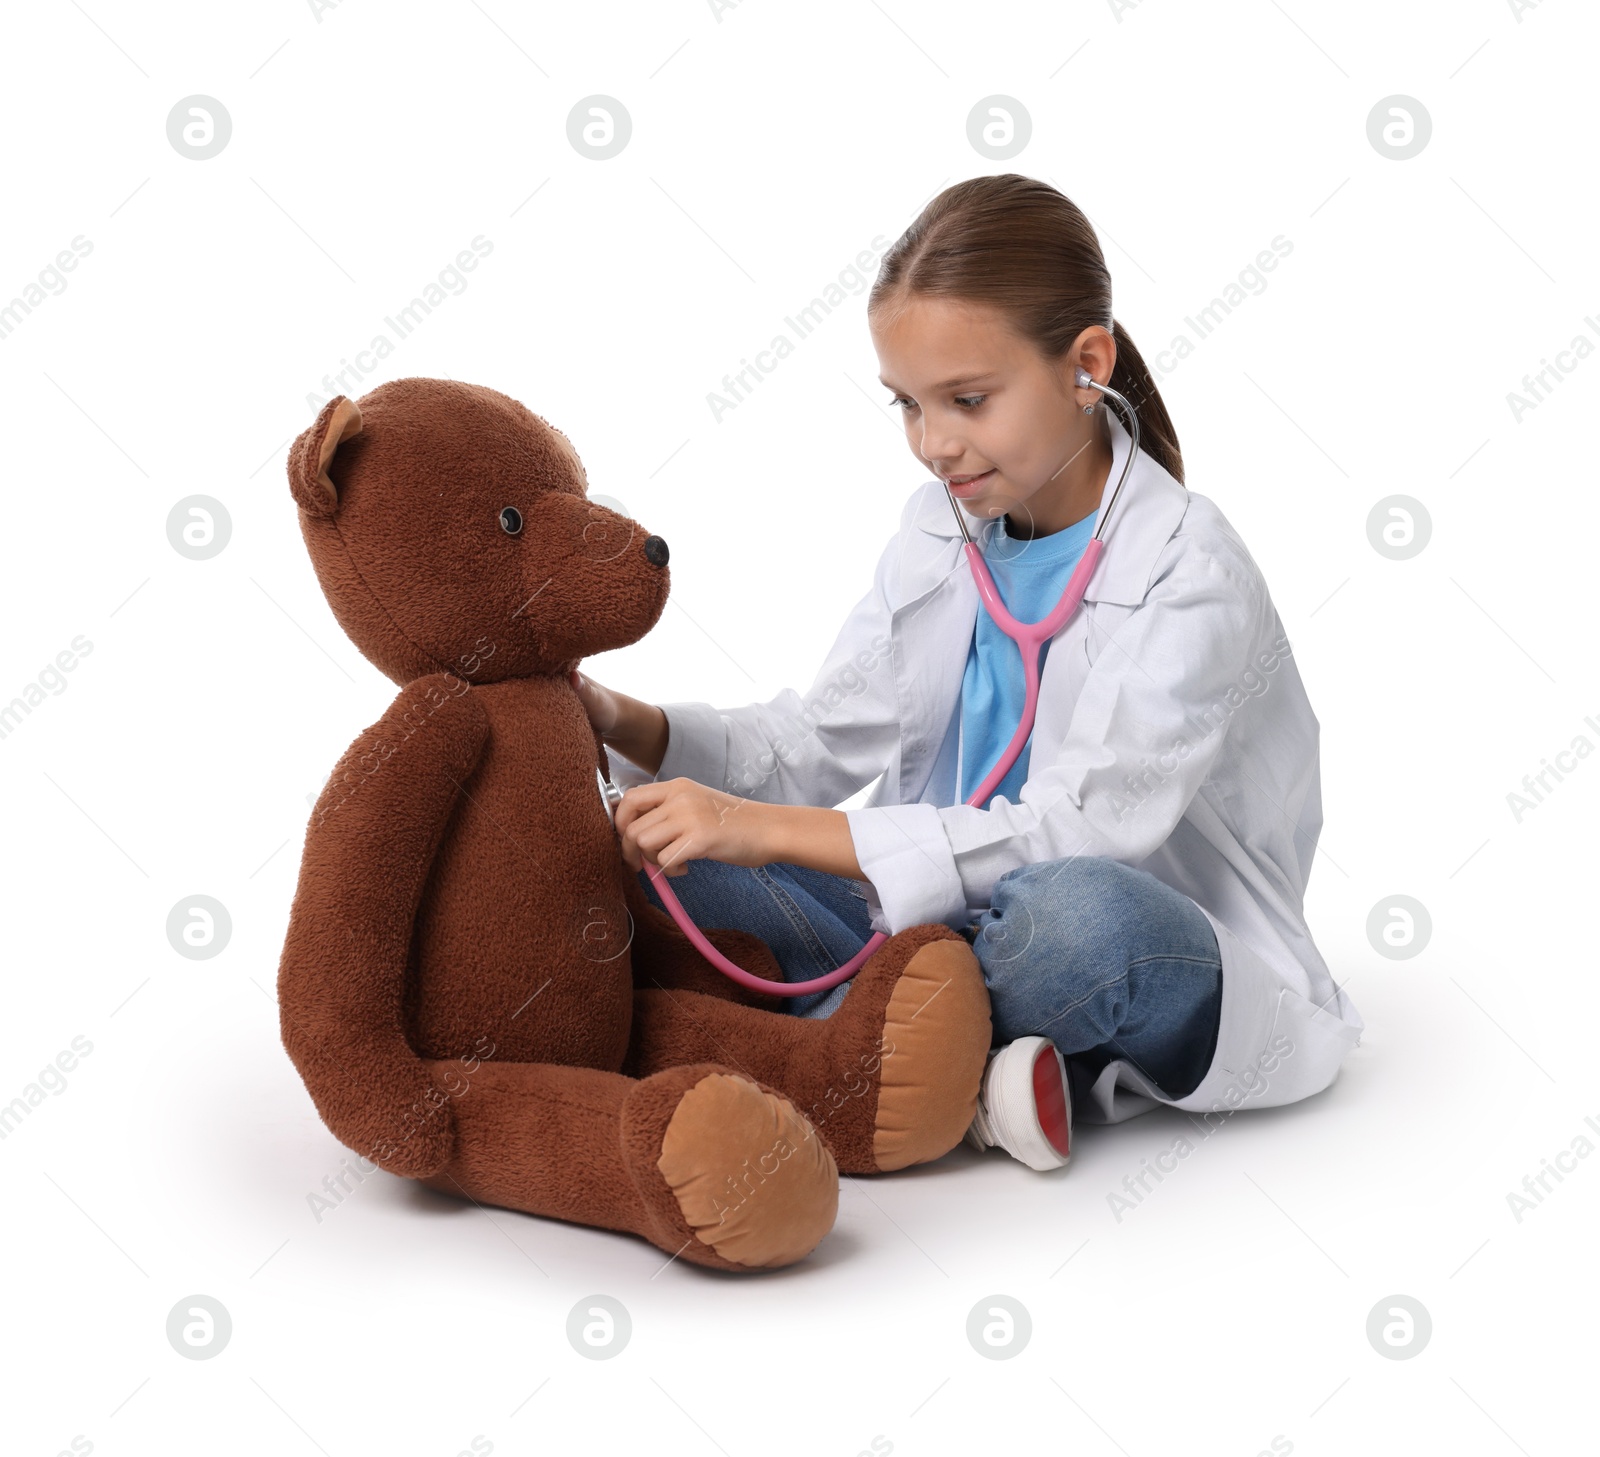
[870,293,1114,534]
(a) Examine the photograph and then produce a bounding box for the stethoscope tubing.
[638,374,1140,996]
[645,861,882,995]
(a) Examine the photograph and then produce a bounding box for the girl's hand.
[568,668,622,736]
[568,669,671,776]
[613,778,772,878]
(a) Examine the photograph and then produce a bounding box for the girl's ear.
[287,396,363,517]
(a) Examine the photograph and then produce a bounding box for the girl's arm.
[575,679,866,877]
[847,545,1283,934]
[571,674,670,776]
[610,780,866,881]
[763,804,864,878]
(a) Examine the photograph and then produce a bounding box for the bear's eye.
[499,506,523,535]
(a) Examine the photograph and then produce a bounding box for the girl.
[574,174,1364,1172]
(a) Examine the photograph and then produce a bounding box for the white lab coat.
[612,410,1363,1123]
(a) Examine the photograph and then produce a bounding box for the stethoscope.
[600,366,1141,997]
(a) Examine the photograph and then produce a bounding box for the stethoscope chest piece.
[596,767,624,824]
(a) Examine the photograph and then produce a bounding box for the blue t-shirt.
[958,510,1097,809]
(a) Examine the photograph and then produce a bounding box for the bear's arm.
[278,674,489,1177]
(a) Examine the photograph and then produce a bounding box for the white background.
[2,1,1596,1453]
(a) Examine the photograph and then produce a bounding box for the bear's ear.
[287,396,364,518]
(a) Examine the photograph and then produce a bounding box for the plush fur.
[276,378,992,1271]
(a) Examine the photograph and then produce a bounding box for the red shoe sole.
[1031,1043,1072,1158]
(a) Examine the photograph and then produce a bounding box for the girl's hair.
[868,173,1184,484]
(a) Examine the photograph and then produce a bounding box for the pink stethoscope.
[601,368,1139,997]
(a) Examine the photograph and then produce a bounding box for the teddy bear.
[276,377,993,1272]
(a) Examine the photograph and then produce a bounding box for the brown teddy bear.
[277,377,992,1272]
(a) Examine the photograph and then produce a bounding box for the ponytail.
[1109,319,1183,484]
[869,174,1185,485]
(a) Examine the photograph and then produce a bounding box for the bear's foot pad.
[658,1072,838,1269]
[871,937,993,1171]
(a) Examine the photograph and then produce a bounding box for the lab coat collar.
[910,409,1189,607]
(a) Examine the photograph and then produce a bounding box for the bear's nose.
[643,534,670,567]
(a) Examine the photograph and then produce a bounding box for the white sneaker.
[964,1036,1073,1171]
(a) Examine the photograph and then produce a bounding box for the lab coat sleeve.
[647,528,905,808]
[845,548,1276,933]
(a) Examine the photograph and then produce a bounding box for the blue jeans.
[635,855,1224,1103]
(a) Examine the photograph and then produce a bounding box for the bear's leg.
[415,1059,837,1272]
[626,924,992,1175]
